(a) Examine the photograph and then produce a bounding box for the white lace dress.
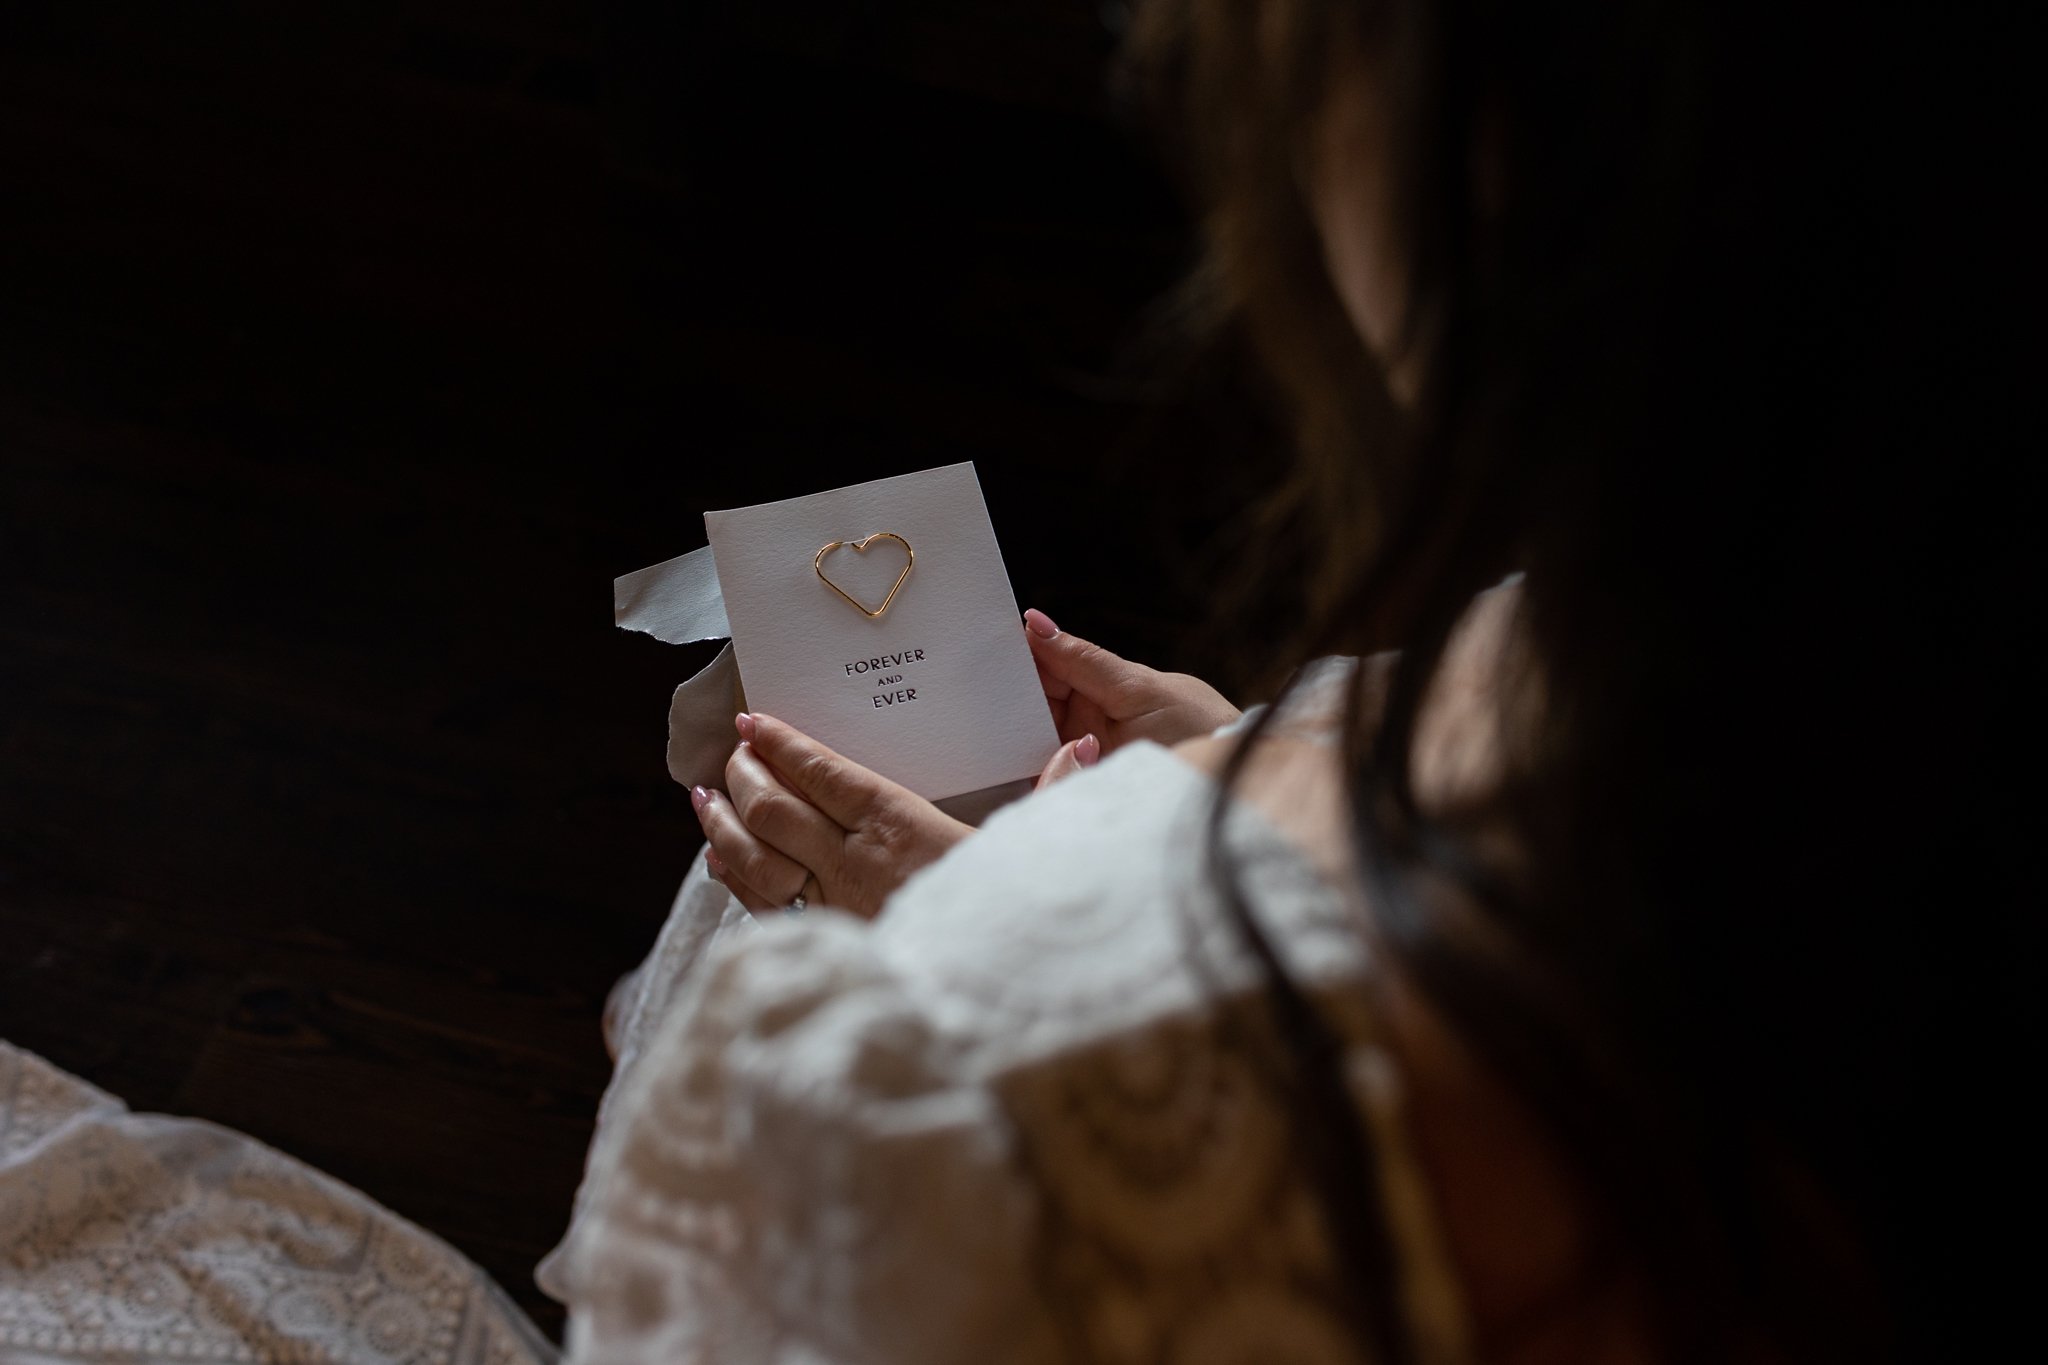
[0,1041,555,1365]
[541,721,1475,1365]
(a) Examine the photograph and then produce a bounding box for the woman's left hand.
[692,712,973,919]
[694,711,1101,919]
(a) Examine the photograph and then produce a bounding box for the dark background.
[0,0,1279,1337]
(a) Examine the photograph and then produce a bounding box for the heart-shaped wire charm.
[813,532,915,619]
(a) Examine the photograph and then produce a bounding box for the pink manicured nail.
[690,785,710,812]
[704,850,727,878]
[735,712,757,741]
[1023,608,1059,639]
[1077,733,1101,767]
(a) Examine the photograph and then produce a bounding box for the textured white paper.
[614,545,729,644]
[706,463,1058,801]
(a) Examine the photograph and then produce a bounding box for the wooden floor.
[0,1,1277,1337]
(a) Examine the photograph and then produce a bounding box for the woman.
[544,2,2025,1362]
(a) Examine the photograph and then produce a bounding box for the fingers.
[1024,610,1144,710]
[1035,732,1101,789]
[693,785,808,907]
[725,740,845,876]
[714,858,793,915]
[737,712,901,830]
[704,848,777,913]
[1026,611,1076,704]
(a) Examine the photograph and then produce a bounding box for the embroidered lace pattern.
[0,1040,555,1365]
[548,721,1475,1365]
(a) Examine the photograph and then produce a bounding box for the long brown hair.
[1130,2,2030,1361]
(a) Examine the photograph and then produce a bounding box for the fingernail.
[690,785,709,812]
[1024,608,1059,639]
[1077,733,1101,767]
[735,712,756,742]
[704,850,726,878]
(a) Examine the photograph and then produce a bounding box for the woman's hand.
[694,712,1098,919]
[692,712,1105,925]
[692,712,967,919]
[1024,609,1242,753]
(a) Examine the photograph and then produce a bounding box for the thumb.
[1035,733,1102,789]
[1024,610,1145,705]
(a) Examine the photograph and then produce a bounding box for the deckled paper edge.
[664,641,745,791]
[615,545,730,644]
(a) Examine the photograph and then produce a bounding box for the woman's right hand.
[1024,609,1242,754]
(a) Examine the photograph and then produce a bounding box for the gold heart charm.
[813,532,915,619]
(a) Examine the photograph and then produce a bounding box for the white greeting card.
[703,462,1058,801]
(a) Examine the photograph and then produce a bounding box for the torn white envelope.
[704,462,1058,802]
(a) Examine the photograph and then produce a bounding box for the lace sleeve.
[552,915,1053,1365]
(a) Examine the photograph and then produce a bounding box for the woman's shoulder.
[891,738,1221,938]
[838,741,1459,1365]
[869,738,1369,1076]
